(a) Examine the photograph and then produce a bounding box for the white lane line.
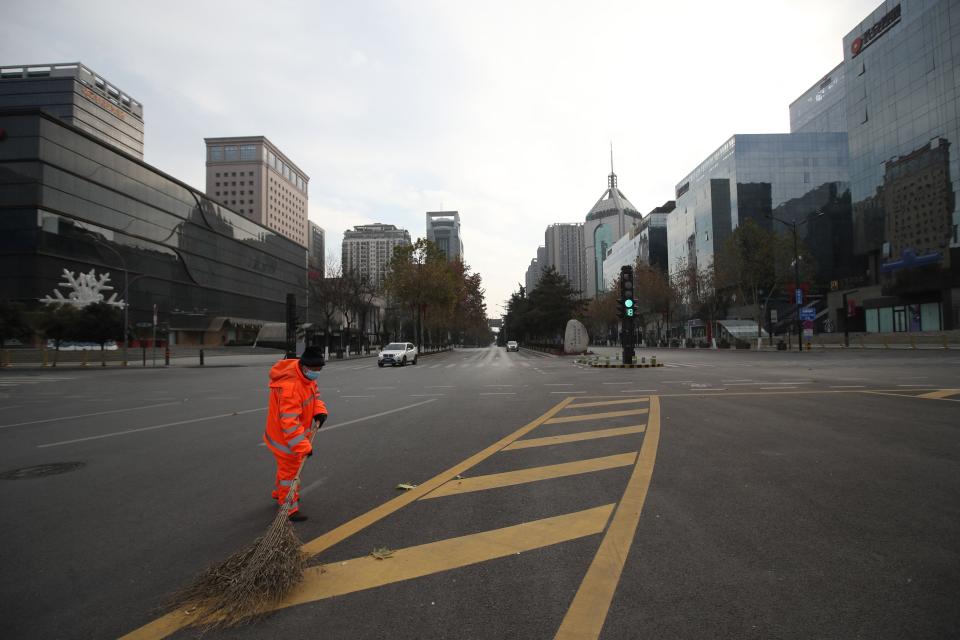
[429,364,441,369]
[830,385,866,388]
[38,407,268,448]
[445,364,456,368]
[290,399,440,435]
[898,384,930,387]
[0,401,184,430]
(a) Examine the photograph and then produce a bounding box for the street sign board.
[795,288,803,304]
[800,308,816,321]
[770,309,778,323]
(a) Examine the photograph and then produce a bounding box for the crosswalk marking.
[504,425,646,450]
[423,452,638,499]
[545,408,649,424]
[0,376,75,387]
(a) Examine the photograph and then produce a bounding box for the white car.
[506,341,519,352]
[378,342,418,367]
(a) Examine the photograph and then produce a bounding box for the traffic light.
[620,265,635,319]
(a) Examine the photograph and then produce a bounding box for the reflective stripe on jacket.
[263,358,328,458]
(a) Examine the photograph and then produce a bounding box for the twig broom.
[168,430,316,629]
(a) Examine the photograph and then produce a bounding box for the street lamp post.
[90,237,130,366]
[767,214,803,353]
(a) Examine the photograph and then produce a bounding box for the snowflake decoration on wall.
[40,269,125,309]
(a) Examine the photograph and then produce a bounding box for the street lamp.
[766,211,822,353]
[89,236,131,366]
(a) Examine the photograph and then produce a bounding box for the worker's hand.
[314,413,328,428]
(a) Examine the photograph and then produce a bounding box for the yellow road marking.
[120,396,577,640]
[566,397,649,409]
[276,504,616,609]
[555,395,661,640]
[546,408,649,424]
[423,452,639,500]
[916,389,960,400]
[504,425,646,450]
[658,388,946,398]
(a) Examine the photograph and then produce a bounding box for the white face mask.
[303,369,321,380]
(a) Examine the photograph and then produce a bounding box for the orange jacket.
[263,359,328,458]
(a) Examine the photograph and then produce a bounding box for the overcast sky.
[2,0,880,315]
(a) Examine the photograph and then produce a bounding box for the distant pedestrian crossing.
[0,375,75,387]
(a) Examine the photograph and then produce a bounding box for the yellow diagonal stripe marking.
[555,396,661,640]
[422,452,638,500]
[504,425,646,450]
[566,397,649,409]
[120,397,578,640]
[546,408,649,424]
[275,504,616,610]
[916,389,960,400]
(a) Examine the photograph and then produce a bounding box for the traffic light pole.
[620,265,635,365]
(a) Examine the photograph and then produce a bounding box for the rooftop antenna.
[608,141,617,189]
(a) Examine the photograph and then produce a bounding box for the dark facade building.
[842,0,959,331]
[0,109,307,344]
[0,63,144,159]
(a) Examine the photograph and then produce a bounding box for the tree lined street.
[1,346,958,638]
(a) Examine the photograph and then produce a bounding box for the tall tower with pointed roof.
[582,150,642,298]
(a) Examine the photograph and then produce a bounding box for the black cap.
[299,346,325,367]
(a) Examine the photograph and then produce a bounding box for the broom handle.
[281,424,319,508]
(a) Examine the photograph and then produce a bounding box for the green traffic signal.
[624,298,634,308]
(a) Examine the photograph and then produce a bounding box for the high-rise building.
[544,223,585,295]
[205,136,309,246]
[342,223,412,289]
[0,62,144,158]
[582,165,642,298]
[426,211,463,261]
[667,133,852,289]
[840,0,960,330]
[789,63,848,134]
[0,108,306,343]
[600,203,673,290]
[308,222,325,277]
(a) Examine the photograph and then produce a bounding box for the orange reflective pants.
[271,453,303,514]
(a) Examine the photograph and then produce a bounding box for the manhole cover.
[0,462,86,480]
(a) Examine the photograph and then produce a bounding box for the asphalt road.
[0,346,958,639]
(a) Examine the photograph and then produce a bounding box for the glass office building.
[842,0,960,330]
[0,109,307,342]
[668,133,853,287]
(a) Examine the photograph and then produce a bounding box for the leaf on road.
[396,483,418,491]
[371,546,394,560]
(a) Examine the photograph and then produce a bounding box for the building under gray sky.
[582,166,642,298]
[342,223,411,290]
[0,62,144,158]
[204,136,309,247]
[426,211,463,262]
[544,223,584,296]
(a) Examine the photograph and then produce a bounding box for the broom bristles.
[168,505,308,629]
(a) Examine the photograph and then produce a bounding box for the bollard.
[651,355,657,366]
[42,345,49,367]
[199,348,205,366]
[142,346,147,366]
[165,347,170,366]
[81,350,88,367]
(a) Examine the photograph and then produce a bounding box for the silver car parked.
[378,342,418,367]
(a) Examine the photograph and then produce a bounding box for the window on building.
[240,144,256,160]
[224,146,239,161]
[208,146,223,162]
